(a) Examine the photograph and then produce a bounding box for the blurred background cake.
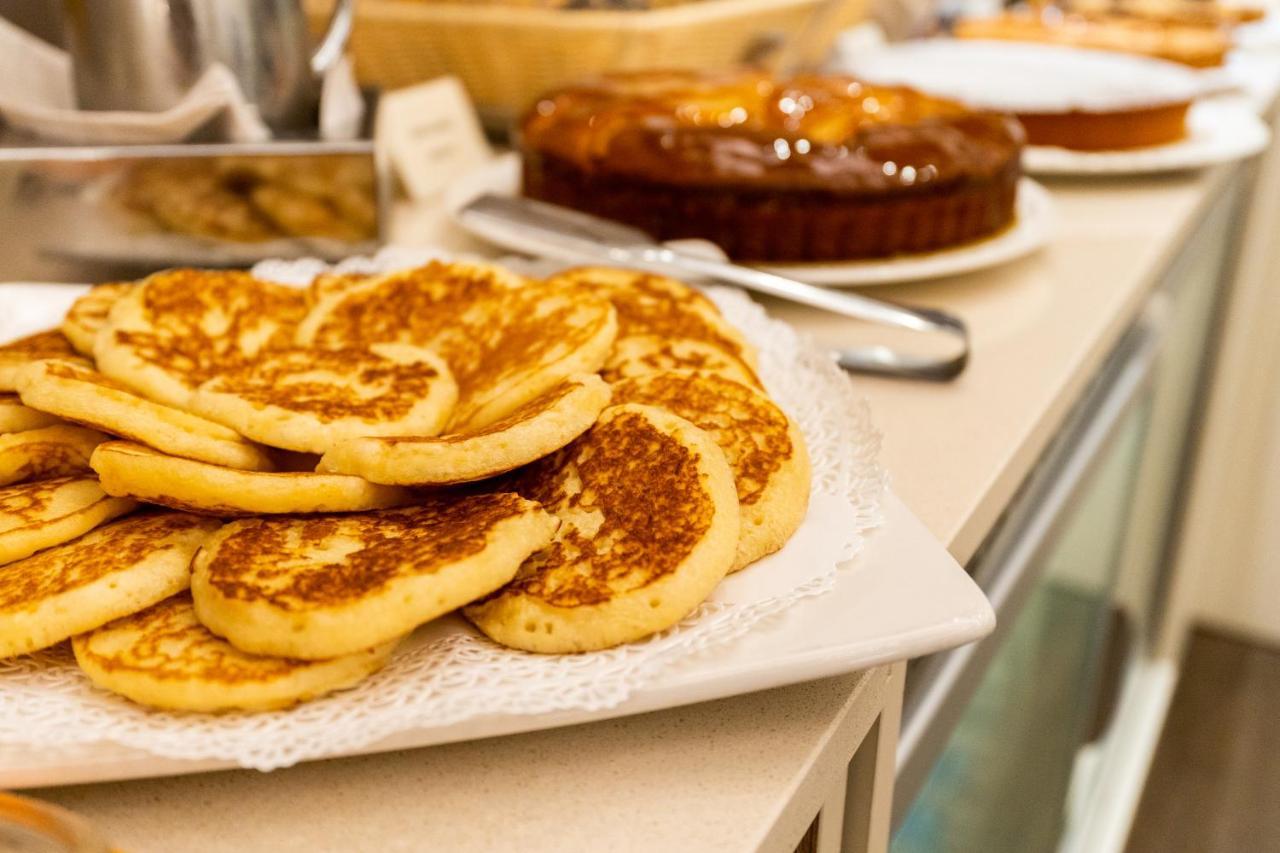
[520,71,1024,261]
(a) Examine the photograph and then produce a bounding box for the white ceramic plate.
[2,491,989,788]
[838,39,1213,115]
[446,154,1055,287]
[1023,97,1271,175]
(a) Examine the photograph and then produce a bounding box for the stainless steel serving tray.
[0,132,385,282]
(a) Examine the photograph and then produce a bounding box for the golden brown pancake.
[191,494,559,659]
[94,268,308,407]
[465,404,739,653]
[188,343,458,454]
[61,282,133,357]
[16,359,274,471]
[0,392,62,434]
[90,440,410,516]
[305,271,372,306]
[610,371,810,570]
[0,330,88,392]
[546,267,759,369]
[317,374,611,486]
[0,424,107,487]
[0,477,137,566]
[296,260,618,431]
[601,336,762,388]
[0,512,219,658]
[74,592,398,712]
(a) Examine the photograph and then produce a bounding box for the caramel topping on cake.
[501,409,714,607]
[113,269,307,388]
[203,494,534,609]
[611,372,791,507]
[78,592,306,682]
[522,71,1024,193]
[0,513,211,611]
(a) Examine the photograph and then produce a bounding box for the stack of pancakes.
[0,261,810,713]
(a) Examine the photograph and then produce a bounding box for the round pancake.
[306,271,371,305]
[90,441,410,516]
[0,477,137,567]
[0,424,107,487]
[318,374,611,486]
[191,494,559,659]
[0,512,219,658]
[0,393,62,433]
[94,268,307,407]
[297,259,527,347]
[62,282,133,357]
[15,359,274,471]
[74,593,397,712]
[296,261,618,432]
[464,404,740,653]
[0,330,88,392]
[546,267,759,369]
[187,343,457,455]
[610,372,810,570]
[601,336,762,388]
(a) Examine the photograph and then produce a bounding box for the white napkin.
[0,17,270,144]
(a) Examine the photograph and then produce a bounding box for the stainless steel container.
[0,138,384,283]
[62,0,354,131]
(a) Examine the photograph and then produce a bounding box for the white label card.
[376,76,493,202]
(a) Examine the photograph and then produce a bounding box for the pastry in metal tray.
[0,512,218,658]
[75,593,398,712]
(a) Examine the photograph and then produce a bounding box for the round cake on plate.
[844,40,1207,151]
[519,71,1025,263]
[954,9,1231,68]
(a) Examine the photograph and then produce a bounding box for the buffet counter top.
[768,164,1234,565]
[26,127,1264,853]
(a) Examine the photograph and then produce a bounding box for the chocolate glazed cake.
[519,72,1025,263]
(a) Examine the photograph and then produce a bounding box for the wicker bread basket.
[310,0,870,124]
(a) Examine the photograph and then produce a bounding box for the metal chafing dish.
[0,131,386,283]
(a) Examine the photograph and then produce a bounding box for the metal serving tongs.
[459,194,970,381]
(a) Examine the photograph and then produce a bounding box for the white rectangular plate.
[2,489,991,788]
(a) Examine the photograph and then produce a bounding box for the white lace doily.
[0,249,884,772]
